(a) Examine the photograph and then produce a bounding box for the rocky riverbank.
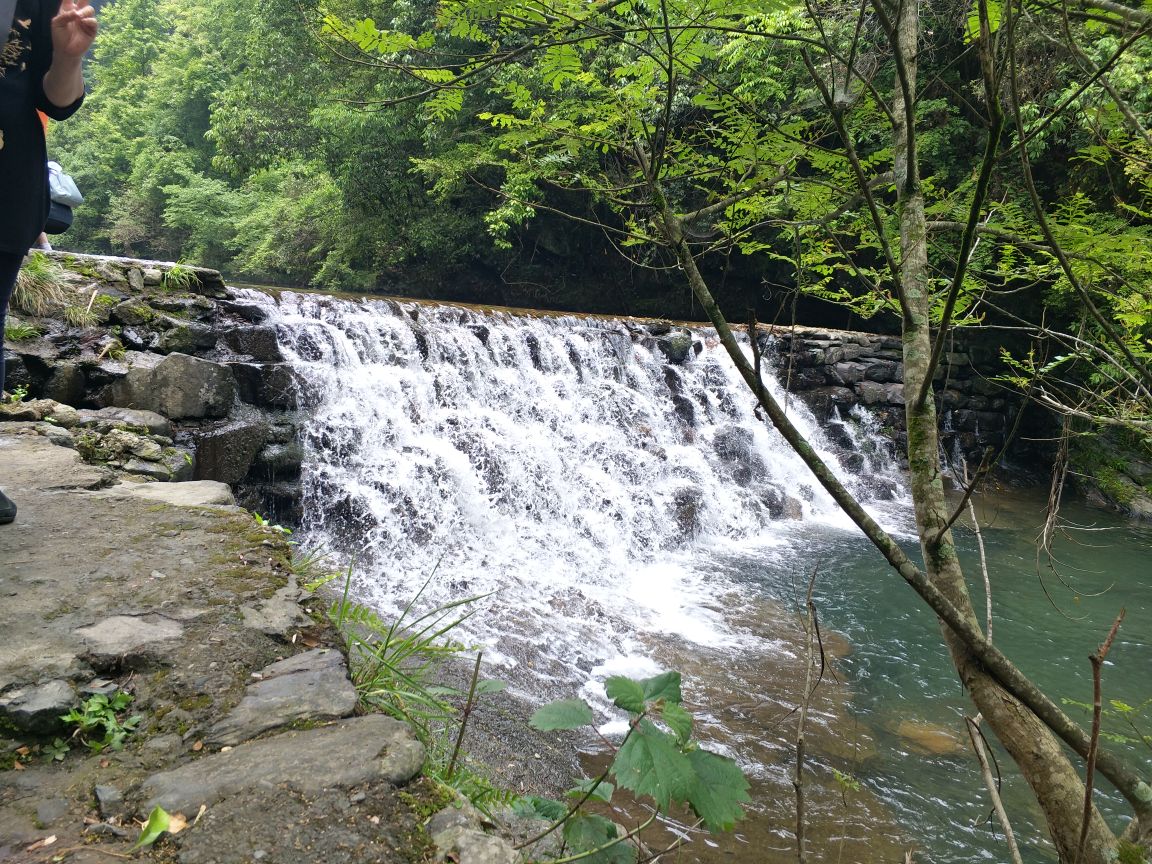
[0,424,582,864]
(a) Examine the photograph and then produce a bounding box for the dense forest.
[53,0,1150,428]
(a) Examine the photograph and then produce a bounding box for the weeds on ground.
[60,692,142,754]
[4,319,41,341]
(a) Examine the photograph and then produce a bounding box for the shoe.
[0,489,15,525]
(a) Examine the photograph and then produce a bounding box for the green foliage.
[3,384,29,404]
[3,320,41,341]
[12,253,67,317]
[60,692,143,754]
[161,263,199,292]
[528,670,751,851]
[132,805,172,850]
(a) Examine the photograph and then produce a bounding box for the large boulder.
[101,352,235,419]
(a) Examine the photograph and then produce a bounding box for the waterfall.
[243,290,910,697]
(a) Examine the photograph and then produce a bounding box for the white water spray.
[242,290,909,694]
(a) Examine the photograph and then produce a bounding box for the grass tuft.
[12,253,67,316]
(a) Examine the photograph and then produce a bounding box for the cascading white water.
[239,290,912,703]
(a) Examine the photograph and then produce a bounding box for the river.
[245,289,1151,862]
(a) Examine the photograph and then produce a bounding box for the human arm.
[41,0,97,110]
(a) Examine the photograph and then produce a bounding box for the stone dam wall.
[2,253,1027,522]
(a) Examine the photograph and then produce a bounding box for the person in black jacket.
[0,0,97,525]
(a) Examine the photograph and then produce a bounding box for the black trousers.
[0,251,23,394]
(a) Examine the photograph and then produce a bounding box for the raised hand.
[51,0,98,60]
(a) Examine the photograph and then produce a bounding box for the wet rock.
[76,406,173,437]
[864,360,902,383]
[432,825,519,864]
[41,362,86,405]
[140,715,426,814]
[155,318,217,355]
[206,649,357,747]
[190,413,269,484]
[111,300,156,327]
[219,299,272,324]
[221,325,284,362]
[240,585,312,639]
[73,614,184,671]
[829,361,868,386]
[856,380,889,406]
[35,422,75,448]
[671,485,703,538]
[663,366,695,426]
[655,331,694,365]
[35,799,70,825]
[761,486,803,520]
[0,680,75,735]
[797,386,857,419]
[101,352,235,420]
[891,719,964,756]
[713,424,765,485]
[251,442,304,480]
[230,362,303,409]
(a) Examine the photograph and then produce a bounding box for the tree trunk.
[889,1,1116,859]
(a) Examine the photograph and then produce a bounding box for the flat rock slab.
[101,480,235,507]
[141,715,425,814]
[73,614,183,670]
[206,648,357,747]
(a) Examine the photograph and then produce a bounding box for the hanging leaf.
[612,719,695,811]
[530,698,594,731]
[685,748,752,832]
[563,813,635,864]
[604,676,646,713]
[640,671,682,704]
[964,0,1002,43]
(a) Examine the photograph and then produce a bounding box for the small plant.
[252,511,292,536]
[3,384,29,404]
[63,304,98,328]
[60,692,143,753]
[517,671,751,863]
[161,263,198,292]
[319,564,482,741]
[96,338,127,361]
[3,319,41,341]
[43,738,70,762]
[12,252,67,316]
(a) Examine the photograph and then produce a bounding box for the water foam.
[245,290,910,695]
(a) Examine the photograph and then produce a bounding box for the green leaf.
[475,679,508,695]
[662,703,693,745]
[641,671,682,704]
[612,719,695,811]
[605,677,646,713]
[568,777,615,803]
[133,805,172,850]
[964,0,1002,43]
[563,813,634,864]
[685,748,751,832]
[514,795,568,821]
[530,698,594,731]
